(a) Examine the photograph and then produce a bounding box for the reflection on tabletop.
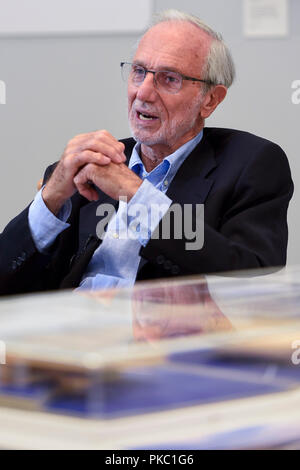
[131,279,233,341]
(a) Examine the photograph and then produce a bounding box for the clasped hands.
[42,130,142,215]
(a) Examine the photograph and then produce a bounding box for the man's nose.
[135,71,157,101]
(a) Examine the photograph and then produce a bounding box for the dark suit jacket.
[0,127,294,296]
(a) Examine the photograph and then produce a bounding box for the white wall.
[0,0,152,34]
[0,0,299,264]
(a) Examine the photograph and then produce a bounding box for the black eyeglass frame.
[120,62,215,91]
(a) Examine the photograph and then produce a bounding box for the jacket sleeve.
[0,206,55,295]
[0,164,82,296]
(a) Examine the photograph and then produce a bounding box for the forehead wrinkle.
[135,21,212,77]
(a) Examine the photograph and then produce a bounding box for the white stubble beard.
[128,92,204,150]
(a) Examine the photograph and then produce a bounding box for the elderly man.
[0,10,293,295]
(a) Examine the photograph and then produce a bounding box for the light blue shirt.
[28,130,203,290]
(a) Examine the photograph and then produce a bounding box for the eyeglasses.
[120,62,214,94]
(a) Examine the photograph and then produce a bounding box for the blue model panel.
[44,364,286,418]
[170,350,300,385]
[0,382,51,401]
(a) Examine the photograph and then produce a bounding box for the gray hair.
[150,9,235,92]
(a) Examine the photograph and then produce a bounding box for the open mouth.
[137,111,158,121]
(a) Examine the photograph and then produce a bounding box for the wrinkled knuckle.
[98,129,109,137]
[64,148,74,159]
[65,143,78,157]
[71,152,80,161]
[81,150,91,159]
[69,136,80,146]
[91,136,99,146]
[82,162,92,173]
[63,154,73,166]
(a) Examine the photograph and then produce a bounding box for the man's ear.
[199,85,227,119]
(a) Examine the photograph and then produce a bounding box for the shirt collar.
[129,129,204,179]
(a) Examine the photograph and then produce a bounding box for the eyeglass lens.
[122,63,183,93]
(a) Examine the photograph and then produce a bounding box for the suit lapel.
[166,133,217,205]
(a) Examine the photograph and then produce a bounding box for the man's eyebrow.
[132,60,182,73]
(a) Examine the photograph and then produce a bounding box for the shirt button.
[156,255,165,265]
[171,265,180,275]
[164,180,168,187]
[163,260,172,270]
[112,233,119,239]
